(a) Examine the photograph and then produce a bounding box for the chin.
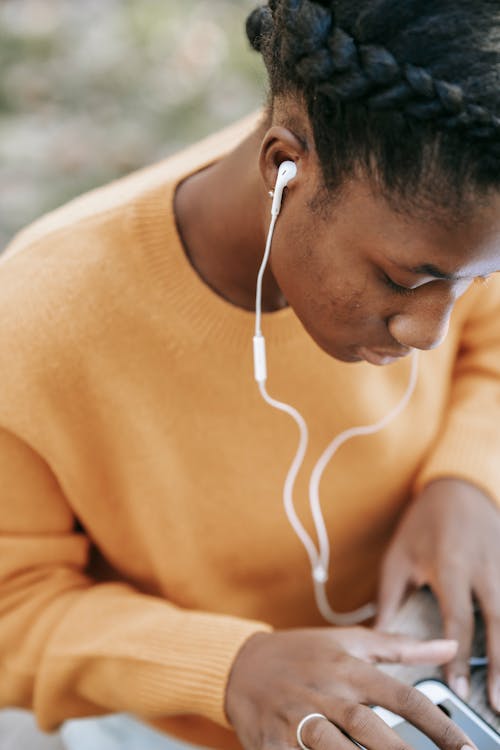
[331,350,364,363]
[341,353,365,363]
[309,333,363,363]
[295,315,364,363]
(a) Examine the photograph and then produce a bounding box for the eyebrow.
[404,263,466,281]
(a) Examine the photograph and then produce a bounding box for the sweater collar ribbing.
[132,120,305,352]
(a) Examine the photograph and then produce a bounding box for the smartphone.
[371,679,500,749]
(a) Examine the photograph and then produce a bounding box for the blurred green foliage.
[0,0,266,248]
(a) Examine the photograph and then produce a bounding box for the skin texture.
[174,105,500,747]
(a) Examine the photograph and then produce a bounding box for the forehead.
[328,180,500,277]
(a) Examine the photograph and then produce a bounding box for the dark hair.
[246,0,500,212]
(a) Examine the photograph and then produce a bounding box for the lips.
[358,347,410,366]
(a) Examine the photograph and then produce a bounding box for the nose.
[387,282,466,351]
[388,311,451,350]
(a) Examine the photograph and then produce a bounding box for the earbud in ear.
[271,160,297,217]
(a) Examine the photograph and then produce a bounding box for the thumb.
[375,555,413,630]
[366,630,459,666]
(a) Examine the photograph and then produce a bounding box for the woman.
[0,1,499,749]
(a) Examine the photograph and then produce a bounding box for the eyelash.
[382,273,415,297]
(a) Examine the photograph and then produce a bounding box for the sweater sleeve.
[413,275,500,506]
[0,426,271,732]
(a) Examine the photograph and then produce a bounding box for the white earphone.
[253,161,297,382]
[271,160,297,216]
[252,161,418,625]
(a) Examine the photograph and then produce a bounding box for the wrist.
[224,630,273,726]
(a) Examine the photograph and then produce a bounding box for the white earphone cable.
[258,355,418,625]
[254,180,419,625]
[258,381,319,569]
[309,350,419,625]
[255,213,278,337]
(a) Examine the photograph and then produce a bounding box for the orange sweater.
[1,113,500,749]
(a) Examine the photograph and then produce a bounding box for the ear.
[258,126,310,195]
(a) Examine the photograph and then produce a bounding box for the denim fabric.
[61,714,204,750]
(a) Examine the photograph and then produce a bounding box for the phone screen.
[392,700,500,750]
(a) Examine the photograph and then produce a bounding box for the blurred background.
[0,0,266,249]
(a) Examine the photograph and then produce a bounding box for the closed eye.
[382,273,415,297]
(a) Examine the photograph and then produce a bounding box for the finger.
[354,628,458,665]
[297,713,361,750]
[333,698,419,750]
[435,577,474,701]
[376,554,413,630]
[474,582,500,713]
[360,667,477,750]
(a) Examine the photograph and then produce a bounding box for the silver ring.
[296,712,328,750]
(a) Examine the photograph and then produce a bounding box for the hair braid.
[247,0,500,203]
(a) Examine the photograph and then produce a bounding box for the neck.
[174,123,288,312]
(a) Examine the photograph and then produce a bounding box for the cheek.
[270,234,371,334]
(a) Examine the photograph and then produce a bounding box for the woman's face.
[268,179,500,365]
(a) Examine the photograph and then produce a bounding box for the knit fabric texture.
[0,112,499,749]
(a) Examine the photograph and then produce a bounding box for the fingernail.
[461,745,476,750]
[429,639,459,649]
[419,639,458,658]
[452,676,469,701]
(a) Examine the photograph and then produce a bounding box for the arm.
[414,275,500,505]
[377,276,500,711]
[0,425,271,731]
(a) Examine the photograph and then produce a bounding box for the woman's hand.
[225,626,475,750]
[376,478,500,712]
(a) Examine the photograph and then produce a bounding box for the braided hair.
[246,0,500,210]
